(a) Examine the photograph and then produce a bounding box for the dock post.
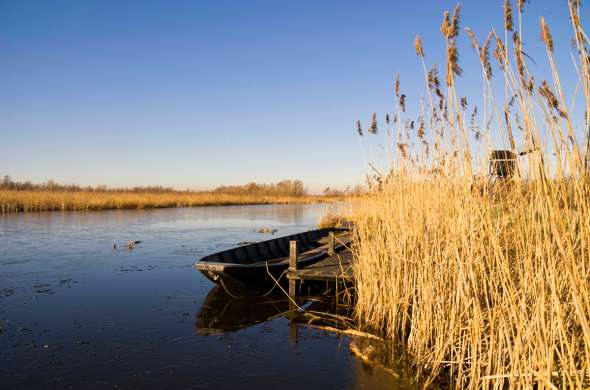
[328,231,335,256]
[288,240,298,297]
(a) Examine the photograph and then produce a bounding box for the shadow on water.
[195,285,419,389]
[195,286,291,335]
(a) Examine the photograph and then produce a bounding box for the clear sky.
[0,0,583,192]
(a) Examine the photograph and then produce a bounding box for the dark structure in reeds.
[489,150,517,179]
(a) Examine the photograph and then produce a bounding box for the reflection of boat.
[195,227,349,290]
[195,286,291,335]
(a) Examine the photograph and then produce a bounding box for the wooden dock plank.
[287,250,353,282]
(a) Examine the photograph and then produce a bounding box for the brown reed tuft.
[481,31,493,80]
[517,0,528,13]
[465,27,478,50]
[540,16,554,53]
[356,120,363,136]
[539,80,566,117]
[494,37,507,69]
[414,35,424,57]
[396,143,408,159]
[394,74,400,97]
[513,32,526,84]
[570,0,581,27]
[460,96,468,110]
[440,11,451,39]
[470,106,479,133]
[428,65,444,99]
[427,65,440,89]
[399,94,406,112]
[368,113,378,134]
[446,40,463,85]
[526,77,534,92]
[417,120,425,139]
[449,2,461,39]
[504,0,514,31]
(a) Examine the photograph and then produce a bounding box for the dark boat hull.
[195,227,349,290]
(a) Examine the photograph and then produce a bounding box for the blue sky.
[0,0,583,192]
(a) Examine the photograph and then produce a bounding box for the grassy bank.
[350,1,590,388]
[0,190,338,213]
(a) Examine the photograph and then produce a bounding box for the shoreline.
[0,190,343,213]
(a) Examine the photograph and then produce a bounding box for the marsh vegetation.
[0,178,339,213]
[350,1,590,387]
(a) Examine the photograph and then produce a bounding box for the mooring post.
[288,240,298,297]
[289,321,298,345]
[328,231,335,256]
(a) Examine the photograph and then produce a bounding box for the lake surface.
[0,204,411,389]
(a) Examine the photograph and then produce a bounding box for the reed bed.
[350,1,590,388]
[0,190,337,213]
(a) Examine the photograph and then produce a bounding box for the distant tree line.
[212,180,307,197]
[0,175,310,196]
[0,175,177,193]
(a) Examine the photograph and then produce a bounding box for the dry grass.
[317,211,353,229]
[0,190,338,213]
[350,1,590,388]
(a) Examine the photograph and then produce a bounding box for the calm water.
[0,204,411,389]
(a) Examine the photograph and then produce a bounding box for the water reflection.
[195,286,290,335]
[0,203,344,233]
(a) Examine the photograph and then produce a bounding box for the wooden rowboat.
[195,227,349,290]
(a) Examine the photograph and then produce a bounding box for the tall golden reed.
[352,1,590,387]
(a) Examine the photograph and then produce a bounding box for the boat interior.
[199,228,347,265]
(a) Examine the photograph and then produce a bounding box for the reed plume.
[428,65,444,99]
[417,120,425,139]
[449,2,461,39]
[396,143,408,159]
[513,32,526,84]
[414,35,424,57]
[446,40,462,85]
[440,11,450,39]
[465,27,478,50]
[368,113,378,134]
[481,31,493,80]
[539,80,566,117]
[356,120,363,136]
[394,74,400,97]
[493,37,507,69]
[570,0,582,28]
[540,16,554,53]
[504,0,514,31]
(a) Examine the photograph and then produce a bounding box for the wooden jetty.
[286,233,354,297]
